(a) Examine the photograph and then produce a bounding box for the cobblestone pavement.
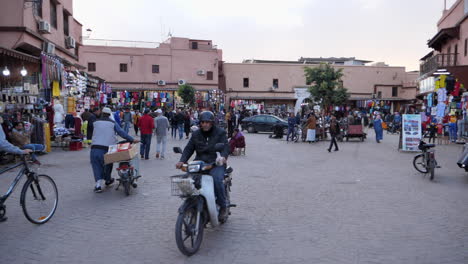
[1,129,468,264]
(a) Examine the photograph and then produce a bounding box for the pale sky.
[74,0,457,71]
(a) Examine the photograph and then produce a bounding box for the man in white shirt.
[154,109,170,159]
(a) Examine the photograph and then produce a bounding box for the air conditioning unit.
[197,70,205,76]
[178,79,186,85]
[157,80,166,86]
[39,20,51,34]
[65,36,76,49]
[43,42,55,54]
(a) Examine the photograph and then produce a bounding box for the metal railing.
[420,53,458,75]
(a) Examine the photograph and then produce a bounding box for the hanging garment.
[52,81,60,97]
[446,76,456,94]
[453,81,461,96]
[427,93,433,108]
[437,88,447,102]
[440,75,447,88]
[436,103,446,117]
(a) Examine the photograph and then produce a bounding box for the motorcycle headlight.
[188,164,201,173]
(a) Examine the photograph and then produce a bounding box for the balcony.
[420,53,458,76]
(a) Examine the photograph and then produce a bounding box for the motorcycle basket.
[171,175,199,196]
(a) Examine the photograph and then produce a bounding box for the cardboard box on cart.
[104,143,138,164]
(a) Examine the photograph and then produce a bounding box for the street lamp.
[2,66,10,76]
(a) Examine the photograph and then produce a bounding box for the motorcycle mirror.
[173,147,182,154]
[214,143,225,152]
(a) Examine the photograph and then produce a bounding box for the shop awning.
[428,26,460,51]
[349,97,411,101]
[230,96,295,100]
[0,46,40,63]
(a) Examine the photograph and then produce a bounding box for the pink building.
[0,0,83,65]
[79,38,223,107]
[224,60,418,114]
[420,0,468,89]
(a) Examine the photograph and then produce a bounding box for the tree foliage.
[304,64,350,111]
[177,84,196,106]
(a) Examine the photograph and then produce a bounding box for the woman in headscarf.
[373,114,383,143]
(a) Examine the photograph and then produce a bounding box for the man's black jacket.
[179,126,229,163]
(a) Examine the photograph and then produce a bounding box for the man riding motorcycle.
[176,111,230,220]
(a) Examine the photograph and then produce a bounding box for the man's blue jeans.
[209,166,227,209]
[140,134,152,159]
[449,123,457,142]
[177,124,184,140]
[123,121,131,134]
[22,143,45,161]
[286,127,295,141]
[90,148,113,182]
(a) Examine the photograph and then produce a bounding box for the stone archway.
[294,88,311,114]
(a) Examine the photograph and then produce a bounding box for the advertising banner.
[402,114,422,151]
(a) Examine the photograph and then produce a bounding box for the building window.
[88,63,96,72]
[34,1,43,17]
[272,79,279,88]
[465,38,467,57]
[243,78,249,88]
[120,63,128,72]
[191,42,198,49]
[207,71,213,80]
[63,12,69,36]
[392,87,398,97]
[152,65,159,73]
[50,1,57,29]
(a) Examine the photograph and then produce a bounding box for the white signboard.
[419,77,435,94]
[402,114,422,151]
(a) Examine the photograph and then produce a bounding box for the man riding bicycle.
[175,111,230,220]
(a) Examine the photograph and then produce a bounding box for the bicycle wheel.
[175,206,204,256]
[21,174,58,224]
[413,154,428,173]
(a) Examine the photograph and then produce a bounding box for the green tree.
[304,63,349,112]
[177,84,196,106]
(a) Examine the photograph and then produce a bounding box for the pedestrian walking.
[306,113,317,142]
[374,115,384,143]
[184,111,191,139]
[138,109,154,160]
[170,110,177,138]
[90,107,136,193]
[286,113,296,142]
[327,115,340,152]
[154,109,170,159]
[122,107,132,134]
[175,109,185,140]
[133,110,140,136]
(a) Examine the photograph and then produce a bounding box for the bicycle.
[413,141,439,181]
[0,155,58,224]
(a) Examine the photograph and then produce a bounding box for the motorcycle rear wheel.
[175,207,204,256]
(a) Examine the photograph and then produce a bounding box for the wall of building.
[224,63,416,100]
[0,0,81,63]
[79,37,222,91]
[438,0,466,30]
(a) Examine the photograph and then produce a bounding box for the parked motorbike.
[115,140,141,196]
[457,143,468,172]
[171,143,235,256]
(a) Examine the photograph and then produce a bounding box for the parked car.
[241,115,288,133]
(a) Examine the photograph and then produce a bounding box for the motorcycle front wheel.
[175,206,204,256]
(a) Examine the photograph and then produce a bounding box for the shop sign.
[402,114,422,151]
[294,88,310,99]
[419,77,435,94]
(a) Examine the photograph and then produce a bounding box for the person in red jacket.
[138,109,155,160]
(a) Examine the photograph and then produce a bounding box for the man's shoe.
[327,149,331,152]
[105,178,115,186]
[94,186,102,193]
[140,155,144,159]
[155,153,160,159]
[145,157,149,160]
[218,207,228,222]
[160,155,165,160]
[32,160,41,165]
[334,149,339,151]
